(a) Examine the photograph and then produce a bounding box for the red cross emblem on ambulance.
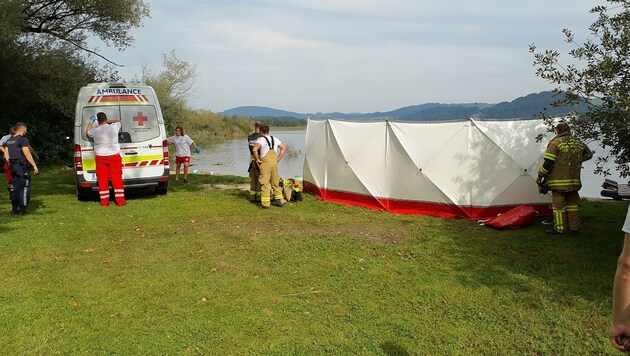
[133,112,148,126]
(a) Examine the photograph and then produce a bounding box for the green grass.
[0,169,627,354]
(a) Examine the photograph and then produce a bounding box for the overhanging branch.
[23,26,124,67]
[66,39,124,67]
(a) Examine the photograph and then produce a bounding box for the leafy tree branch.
[530,0,630,177]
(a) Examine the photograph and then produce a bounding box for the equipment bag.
[280,178,303,202]
[291,189,303,202]
[479,204,537,229]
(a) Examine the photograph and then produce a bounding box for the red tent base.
[304,181,552,220]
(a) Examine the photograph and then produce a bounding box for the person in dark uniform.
[4,122,39,215]
[247,121,262,202]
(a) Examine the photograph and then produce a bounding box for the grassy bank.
[0,170,627,354]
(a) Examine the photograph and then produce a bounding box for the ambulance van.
[73,83,169,200]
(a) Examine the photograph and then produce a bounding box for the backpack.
[280,178,303,202]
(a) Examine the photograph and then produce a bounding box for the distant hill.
[364,103,448,119]
[219,106,363,120]
[220,106,308,119]
[399,105,481,121]
[479,91,588,119]
[219,92,589,121]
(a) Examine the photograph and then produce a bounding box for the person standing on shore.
[4,122,39,215]
[0,127,15,187]
[247,121,262,202]
[536,122,592,234]
[87,112,125,207]
[166,126,198,183]
[610,205,630,352]
[252,125,287,209]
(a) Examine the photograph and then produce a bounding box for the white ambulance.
[73,83,170,200]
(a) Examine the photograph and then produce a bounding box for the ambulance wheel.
[77,186,95,201]
[156,181,168,195]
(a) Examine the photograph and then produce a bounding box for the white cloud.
[90,0,604,113]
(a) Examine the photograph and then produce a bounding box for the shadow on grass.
[0,169,251,230]
[380,342,411,356]
[33,169,250,199]
[447,201,628,302]
[0,198,43,234]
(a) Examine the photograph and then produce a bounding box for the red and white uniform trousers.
[95,154,125,206]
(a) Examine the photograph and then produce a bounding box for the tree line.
[0,0,253,166]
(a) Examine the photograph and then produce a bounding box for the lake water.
[191,129,627,199]
[191,130,306,179]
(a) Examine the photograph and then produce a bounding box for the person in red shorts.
[86,112,125,207]
[166,126,198,183]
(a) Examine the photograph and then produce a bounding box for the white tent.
[302,118,553,219]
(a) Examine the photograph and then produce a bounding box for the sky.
[94,0,602,114]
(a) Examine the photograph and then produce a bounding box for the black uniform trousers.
[9,159,31,209]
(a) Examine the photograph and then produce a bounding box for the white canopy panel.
[303,118,552,219]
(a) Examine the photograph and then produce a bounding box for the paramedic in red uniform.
[86,112,126,206]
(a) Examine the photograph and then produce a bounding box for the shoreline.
[62,165,629,202]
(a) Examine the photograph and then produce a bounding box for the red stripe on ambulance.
[86,95,151,104]
[123,160,162,167]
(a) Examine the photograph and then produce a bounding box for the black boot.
[11,205,19,215]
[18,206,27,215]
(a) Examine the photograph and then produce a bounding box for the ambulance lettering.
[96,88,142,95]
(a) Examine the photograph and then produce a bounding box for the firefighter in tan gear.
[252,125,287,209]
[536,122,593,234]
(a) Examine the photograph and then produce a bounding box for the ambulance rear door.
[118,105,167,184]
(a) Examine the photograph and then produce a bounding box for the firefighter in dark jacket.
[4,122,39,215]
[247,121,262,202]
[536,122,593,234]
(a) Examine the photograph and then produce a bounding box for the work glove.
[194,147,201,154]
[90,114,97,122]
